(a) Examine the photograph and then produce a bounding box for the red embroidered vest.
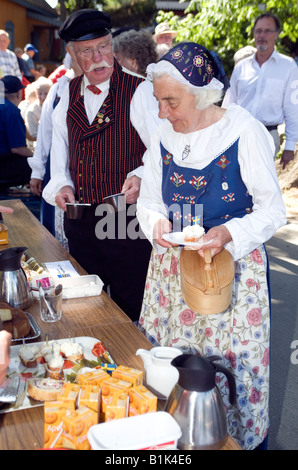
[66,62,146,204]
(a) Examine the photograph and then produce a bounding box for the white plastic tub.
[60,275,104,299]
[88,411,181,450]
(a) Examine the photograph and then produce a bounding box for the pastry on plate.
[60,342,84,362]
[183,225,205,243]
[44,353,65,380]
[27,378,65,401]
[18,344,39,368]
[40,340,61,358]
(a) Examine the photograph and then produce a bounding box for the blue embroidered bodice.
[161,138,253,231]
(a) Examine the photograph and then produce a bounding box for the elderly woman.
[136,42,286,450]
[113,29,157,77]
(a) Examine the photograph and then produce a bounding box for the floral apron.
[139,141,270,450]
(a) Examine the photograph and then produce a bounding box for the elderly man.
[153,22,178,49]
[43,9,151,322]
[0,30,22,80]
[223,13,298,169]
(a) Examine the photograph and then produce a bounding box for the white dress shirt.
[223,50,298,151]
[136,104,287,261]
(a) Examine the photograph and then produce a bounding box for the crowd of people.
[0,9,297,450]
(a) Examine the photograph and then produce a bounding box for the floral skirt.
[139,245,270,450]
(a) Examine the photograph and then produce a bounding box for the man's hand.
[30,178,43,196]
[280,149,294,169]
[121,175,141,204]
[55,185,75,211]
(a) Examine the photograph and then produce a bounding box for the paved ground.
[266,193,298,450]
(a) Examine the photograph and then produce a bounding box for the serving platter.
[0,336,115,414]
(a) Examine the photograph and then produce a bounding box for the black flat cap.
[59,9,112,43]
[1,75,25,94]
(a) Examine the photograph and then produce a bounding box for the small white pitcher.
[136,347,182,399]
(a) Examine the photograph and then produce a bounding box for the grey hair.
[152,70,223,110]
[189,85,223,110]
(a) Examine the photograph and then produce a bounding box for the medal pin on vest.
[180,246,235,315]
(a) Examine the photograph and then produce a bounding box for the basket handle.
[204,249,214,288]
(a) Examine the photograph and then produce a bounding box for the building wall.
[1,0,29,50]
[1,0,59,67]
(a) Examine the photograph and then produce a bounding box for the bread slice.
[27,378,65,402]
[0,302,13,322]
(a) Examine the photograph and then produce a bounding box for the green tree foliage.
[156,0,298,75]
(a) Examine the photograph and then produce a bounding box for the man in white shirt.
[0,30,22,80]
[223,13,298,169]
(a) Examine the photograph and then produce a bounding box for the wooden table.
[0,199,241,450]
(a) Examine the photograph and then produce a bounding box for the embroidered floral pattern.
[139,245,270,450]
[189,175,207,190]
[217,155,230,169]
[222,193,235,203]
[167,44,214,85]
[163,152,172,165]
[170,172,186,187]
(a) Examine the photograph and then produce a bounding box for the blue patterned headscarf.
[147,42,229,91]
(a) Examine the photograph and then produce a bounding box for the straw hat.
[154,22,178,39]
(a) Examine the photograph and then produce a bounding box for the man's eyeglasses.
[78,42,112,60]
[254,29,278,36]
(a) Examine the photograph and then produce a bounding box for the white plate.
[162,232,214,247]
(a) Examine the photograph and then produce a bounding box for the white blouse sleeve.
[223,121,287,260]
[42,84,74,206]
[136,133,169,254]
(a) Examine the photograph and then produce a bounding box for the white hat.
[154,22,178,39]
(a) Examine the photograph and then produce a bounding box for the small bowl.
[103,193,126,214]
[66,203,91,219]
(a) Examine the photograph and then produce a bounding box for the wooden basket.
[180,248,235,315]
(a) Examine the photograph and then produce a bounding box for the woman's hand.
[153,219,176,248]
[197,225,232,258]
